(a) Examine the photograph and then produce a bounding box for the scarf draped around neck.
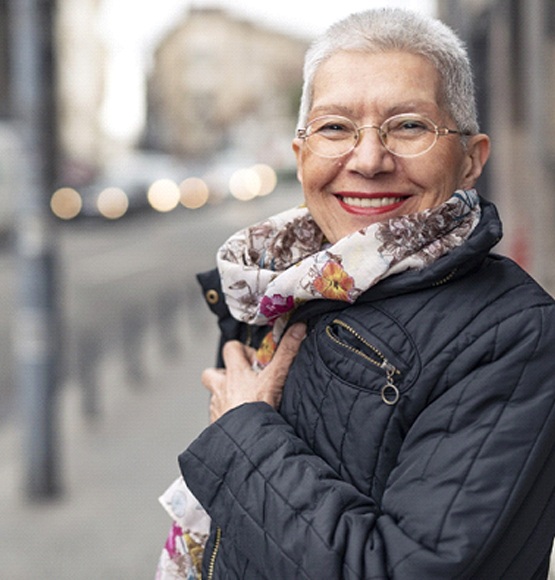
[217,189,480,367]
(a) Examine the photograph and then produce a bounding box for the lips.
[336,193,409,215]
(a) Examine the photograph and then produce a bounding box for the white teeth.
[342,196,403,208]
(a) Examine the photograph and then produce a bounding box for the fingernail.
[290,323,307,339]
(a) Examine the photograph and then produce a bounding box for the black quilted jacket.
[181,199,555,579]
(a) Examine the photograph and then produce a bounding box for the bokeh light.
[97,186,129,219]
[229,167,260,201]
[50,187,82,220]
[228,164,277,201]
[147,178,180,212]
[251,164,277,196]
[179,177,210,209]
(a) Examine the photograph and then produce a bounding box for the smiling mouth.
[340,195,405,208]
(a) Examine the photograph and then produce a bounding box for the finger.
[201,367,225,392]
[244,345,258,367]
[267,323,306,375]
[221,340,252,373]
[209,395,219,423]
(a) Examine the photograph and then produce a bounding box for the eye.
[387,116,431,135]
[401,121,425,130]
[309,117,353,139]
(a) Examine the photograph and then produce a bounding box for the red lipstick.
[336,193,408,215]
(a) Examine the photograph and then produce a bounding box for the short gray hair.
[298,8,479,134]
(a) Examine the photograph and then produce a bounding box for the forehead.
[311,51,444,117]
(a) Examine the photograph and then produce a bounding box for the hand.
[201,323,307,423]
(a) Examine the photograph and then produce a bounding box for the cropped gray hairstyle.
[298,8,479,135]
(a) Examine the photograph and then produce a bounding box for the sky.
[97,0,437,141]
[99,0,436,47]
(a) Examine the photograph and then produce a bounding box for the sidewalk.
[0,298,216,579]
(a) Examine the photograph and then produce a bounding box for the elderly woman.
[159,8,555,580]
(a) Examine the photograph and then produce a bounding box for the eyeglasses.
[296,113,470,159]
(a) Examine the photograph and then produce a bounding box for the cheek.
[415,149,465,194]
[301,156,342,190]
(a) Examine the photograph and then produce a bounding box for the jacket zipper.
[326,319,400,405]
[432,267,458,287]
[206,526,221,580]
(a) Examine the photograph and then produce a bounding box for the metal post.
[9,0,62,499]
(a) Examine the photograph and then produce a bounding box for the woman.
[160,8,555,579]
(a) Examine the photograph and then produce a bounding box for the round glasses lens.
[305,116,357,158]
[382,115,437,157]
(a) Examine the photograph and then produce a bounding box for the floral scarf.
[218,189,480,367]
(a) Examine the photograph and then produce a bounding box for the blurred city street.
[0,185,301,579]
[0,1,554,578]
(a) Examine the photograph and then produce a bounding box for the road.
[1,184,302,423]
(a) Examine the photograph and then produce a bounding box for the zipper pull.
[381,360,400,405]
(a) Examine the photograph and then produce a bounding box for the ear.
[459,133,491,190]
[292,138,303,183]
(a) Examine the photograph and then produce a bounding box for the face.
[293,51,490,243]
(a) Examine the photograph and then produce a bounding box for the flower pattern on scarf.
[260,293,295,321]
[311,258,356,301]
[254,330,278,368]
[219,212,322,270]
[217,189,481,367]
[376,190,477,266]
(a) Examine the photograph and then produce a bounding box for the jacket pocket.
[326,318,401,404]
[317,307,420,402]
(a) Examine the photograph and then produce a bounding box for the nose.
[345,125,395,176]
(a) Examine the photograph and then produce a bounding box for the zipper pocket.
[206,526,221,580]
[325,318,400,405]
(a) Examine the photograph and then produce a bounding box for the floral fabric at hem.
[156,477,211,580]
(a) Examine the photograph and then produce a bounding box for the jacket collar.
[289,197,502,323]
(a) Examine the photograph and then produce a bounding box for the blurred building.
[56,0,107,185]
[438,0,555,294]
[145,8,308,168]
